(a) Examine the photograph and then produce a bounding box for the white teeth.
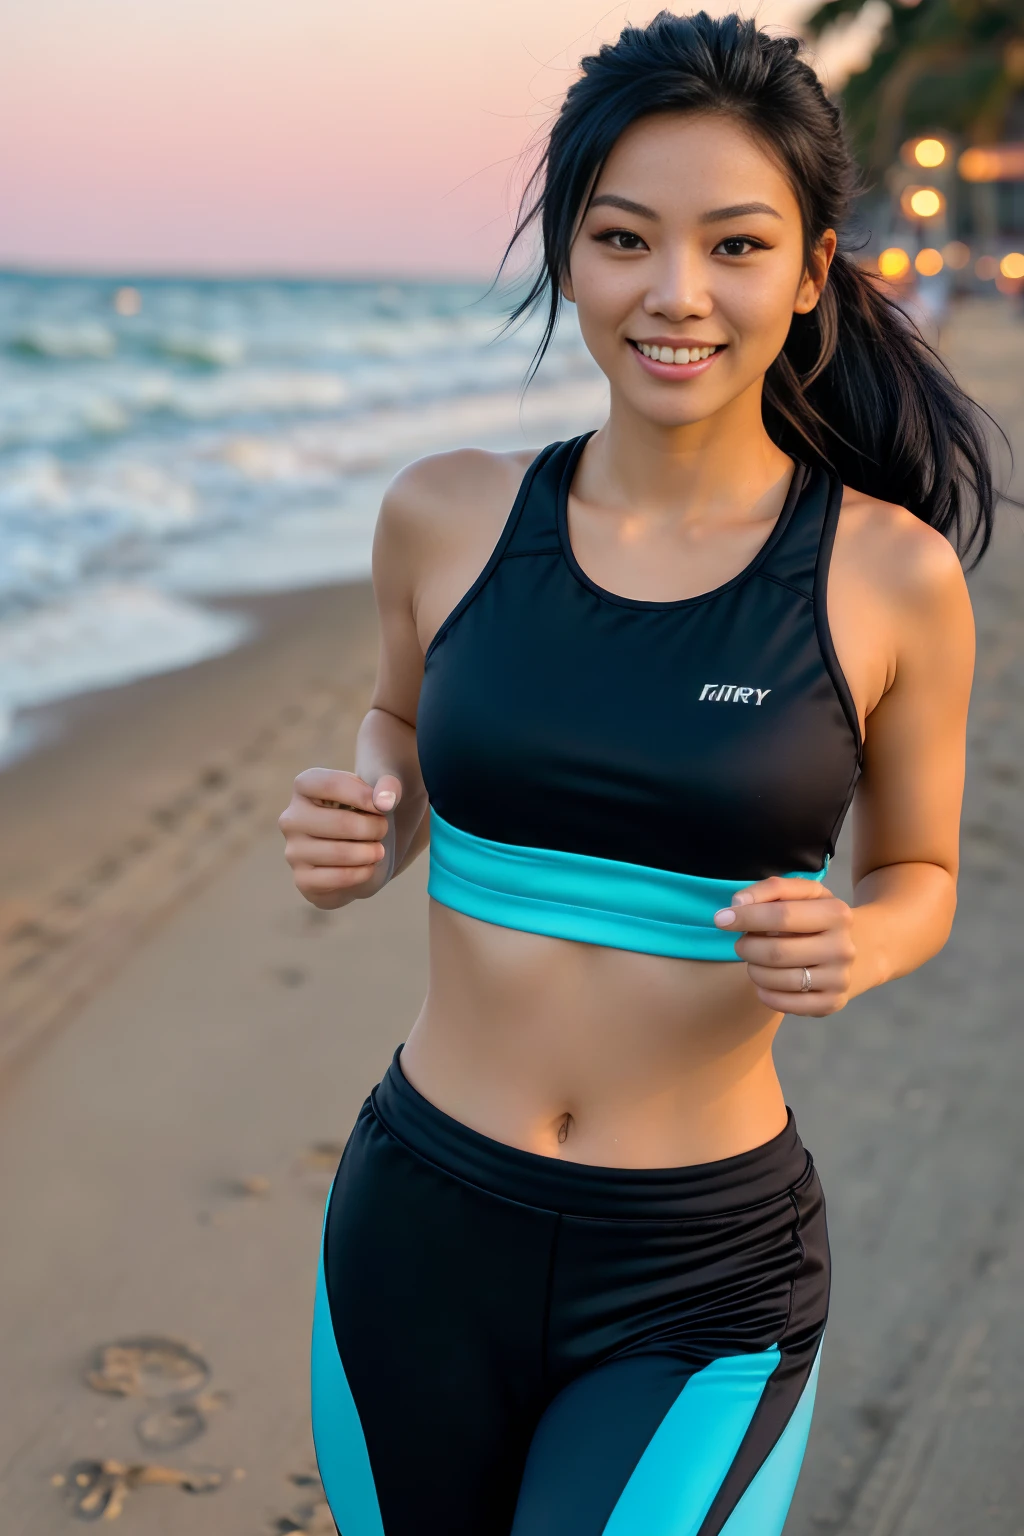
[636,341,719,363]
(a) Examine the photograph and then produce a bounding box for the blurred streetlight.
[915,248,944,275]
[1000,252,1024,280]
[959,144,1024,182]
[901,136,947,169]
[900,186,945,219]
[878,247,911,279]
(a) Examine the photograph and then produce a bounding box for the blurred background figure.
[0,4,1021,1535]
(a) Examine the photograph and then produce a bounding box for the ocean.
[0,272,607,763]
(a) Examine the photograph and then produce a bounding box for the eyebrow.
[587,194,783,224]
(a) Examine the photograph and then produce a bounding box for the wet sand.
[0,298,1022,1535]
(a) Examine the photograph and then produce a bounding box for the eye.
[714,236,768,257]
[594,228,649,252]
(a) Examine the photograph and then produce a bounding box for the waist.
[372,1045,811,1218]
[426,806,827,962]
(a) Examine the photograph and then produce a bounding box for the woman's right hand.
[279,766,402,909]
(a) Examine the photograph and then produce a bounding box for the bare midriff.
[397,900,789,1169]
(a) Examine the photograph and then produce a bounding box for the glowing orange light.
[915,248,944,276]
[1000,252,1024,280]
[907,187,943,218]
[878,247,911,279]
[914,139,946,168]
[958,144,1024,183]
[942,241,971,270]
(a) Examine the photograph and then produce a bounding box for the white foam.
[0,585,249,763]
[10,321,117,360]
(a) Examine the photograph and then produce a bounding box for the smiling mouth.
[628,339,725,365]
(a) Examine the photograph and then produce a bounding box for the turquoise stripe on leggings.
[602,1348,780,1535]
[717,1345,823,1535]
[311,1203,385,1536]
[428,808,827,962]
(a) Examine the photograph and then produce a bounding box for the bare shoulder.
[376,446,539,556]
[835,484,971,618]
[371,446,541,630]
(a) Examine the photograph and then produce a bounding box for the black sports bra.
[417,433,862,961]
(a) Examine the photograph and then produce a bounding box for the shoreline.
[0,578,378,1079]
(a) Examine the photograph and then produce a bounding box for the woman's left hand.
[713,877,855,1015]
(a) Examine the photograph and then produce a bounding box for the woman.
[280,13,992,1535]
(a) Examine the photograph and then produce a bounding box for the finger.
[715,896,849,936]
[750,985,847,1017]
[372,774,403,813]
[734,931,852,967]
[729,876,833,909]
[293,767,378,814]
[280,804,389,841]
[744,962,846,994]
[287,837,386,869]
[295,863,381,894]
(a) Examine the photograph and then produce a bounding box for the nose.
[643,248,713,322]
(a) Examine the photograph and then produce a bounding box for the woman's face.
[564,112,835,428]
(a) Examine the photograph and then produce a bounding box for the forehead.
[591,113,800,221]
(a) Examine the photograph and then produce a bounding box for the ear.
[559,267,576,305]
[794,228,837,315]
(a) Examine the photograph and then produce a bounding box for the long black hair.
[499,10,998,564]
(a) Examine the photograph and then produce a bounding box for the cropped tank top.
[417,433,863,962]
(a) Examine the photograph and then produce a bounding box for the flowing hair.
[499,10,999,563]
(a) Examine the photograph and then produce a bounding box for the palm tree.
[803,0,1024,176]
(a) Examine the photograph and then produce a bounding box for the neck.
[585,376,794,526]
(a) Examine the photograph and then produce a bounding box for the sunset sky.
[0,0,882,276]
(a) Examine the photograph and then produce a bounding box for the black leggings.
[312,1049,830,1536]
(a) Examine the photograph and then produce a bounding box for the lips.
[627,338,726,378]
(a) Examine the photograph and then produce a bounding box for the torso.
[396,435,898,1166]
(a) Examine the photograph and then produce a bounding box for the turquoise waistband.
[426,808,827,963]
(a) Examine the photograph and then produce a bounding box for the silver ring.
[800,967,812,993]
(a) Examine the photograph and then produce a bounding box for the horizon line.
[0,258,507,286]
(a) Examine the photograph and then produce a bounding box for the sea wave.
[0,271,604,758]
[8,321,118,360]
[0,584,249,764]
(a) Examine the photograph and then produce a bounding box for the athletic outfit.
[313,433,863,1534]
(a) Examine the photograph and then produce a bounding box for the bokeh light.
[975,255,999,280]
[903,187,943,219]
[878,247,911,280]
[942,241,971,270]
[999,252,1024,281]
[113,286,142,316]
[913,138,946,168]
[914,248,943,276]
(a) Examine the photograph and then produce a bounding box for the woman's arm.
[715,514,975,1016]
[279,467,431,907]
[281,448,529,907]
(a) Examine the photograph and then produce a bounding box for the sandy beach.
[1,296,1023,1536]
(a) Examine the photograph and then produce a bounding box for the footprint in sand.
[60,1458,222,1521]
[62,1337,232,1519]
[136,1389,231,1450]
[84,1337,209,1399]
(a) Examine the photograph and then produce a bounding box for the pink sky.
[0,0,876,276]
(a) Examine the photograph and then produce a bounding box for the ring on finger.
[799,966,812,993]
